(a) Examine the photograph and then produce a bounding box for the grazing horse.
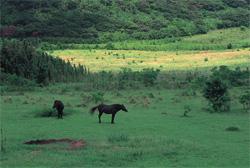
[53,100,64,119]
[90,104,128,124]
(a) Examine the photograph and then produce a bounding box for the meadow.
[1,27,250,167]
[49,28,250,72]
[51,49,250,72]
[1,86,249,167]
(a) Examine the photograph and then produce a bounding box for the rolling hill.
[1,0,249,42]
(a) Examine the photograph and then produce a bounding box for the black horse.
[90,104,128,124]
[53,100,64,119]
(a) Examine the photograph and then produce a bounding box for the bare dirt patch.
[24,138,86,150]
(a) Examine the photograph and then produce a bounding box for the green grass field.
[1,86,249,167]
[1,27,250,167]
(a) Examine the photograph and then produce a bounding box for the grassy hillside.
[112,27,250,51]
[1,0,249,41]
[43,27,250,51]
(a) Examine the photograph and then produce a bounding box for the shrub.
[105,42,115,50]
[203,78,230,112]
[210,66,249,86]
[141,68,160,87]
[183,105,191,117]
[227,43,233,49]
[91,92,105,103]
[240,26,246,31]
[239,92,250,112]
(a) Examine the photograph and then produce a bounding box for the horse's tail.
[90,105,99,115]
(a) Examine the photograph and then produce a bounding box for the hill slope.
[1,0,249,41]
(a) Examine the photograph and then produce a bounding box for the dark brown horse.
[53,100,64,119]
[90,104,128,124]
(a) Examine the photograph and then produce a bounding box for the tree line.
[0,40,88,85]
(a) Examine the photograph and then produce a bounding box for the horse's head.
[53,100,59,108]
[121,104,128,112]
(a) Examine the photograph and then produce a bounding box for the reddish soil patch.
[24,138,85,149]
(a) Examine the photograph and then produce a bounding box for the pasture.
[1,27,250,167]
[50,49,250,72]
[1,86,249,167]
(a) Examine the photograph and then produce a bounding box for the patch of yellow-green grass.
[183,27,250,44]
[50,49,250,72]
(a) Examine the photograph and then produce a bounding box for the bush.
[227,43,233,49]
[105,42,115,50]
[203,78,230,112]
[210,66,249,86]
[141,68,160,87]
[91,92,105,103]
[239,92,250,112]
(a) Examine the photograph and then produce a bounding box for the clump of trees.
[203,78,230,112]
[201,65,249,113]
[210,66,249,86]
[0,40,88,85]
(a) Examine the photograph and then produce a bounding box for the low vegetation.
[43,28,250,51]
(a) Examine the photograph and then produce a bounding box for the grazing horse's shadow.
[90,103,128,124]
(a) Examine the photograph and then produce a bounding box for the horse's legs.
[111,114,116,124]
[60,111,63,119]
[58,110,63,119]
[98,112,102,123]
[57,110,60,119]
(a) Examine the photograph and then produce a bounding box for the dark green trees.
[0,40,88,85]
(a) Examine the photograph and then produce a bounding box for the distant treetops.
[1,0,249,41]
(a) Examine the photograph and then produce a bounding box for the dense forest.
[1,0,249,42]
[0,40,88,85]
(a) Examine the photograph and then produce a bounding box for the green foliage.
[105,42,115,50]
[43,28,250,51]
[91,92,105,103]
[141,68,160,87]
[0,40,88,85]
[210,66,249,86]
[239,91,250,112]
[227,43,232,49]
[183,105,191,116]
[0,72,36,87]
[203,78,230,112]
[1,0,249,41]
